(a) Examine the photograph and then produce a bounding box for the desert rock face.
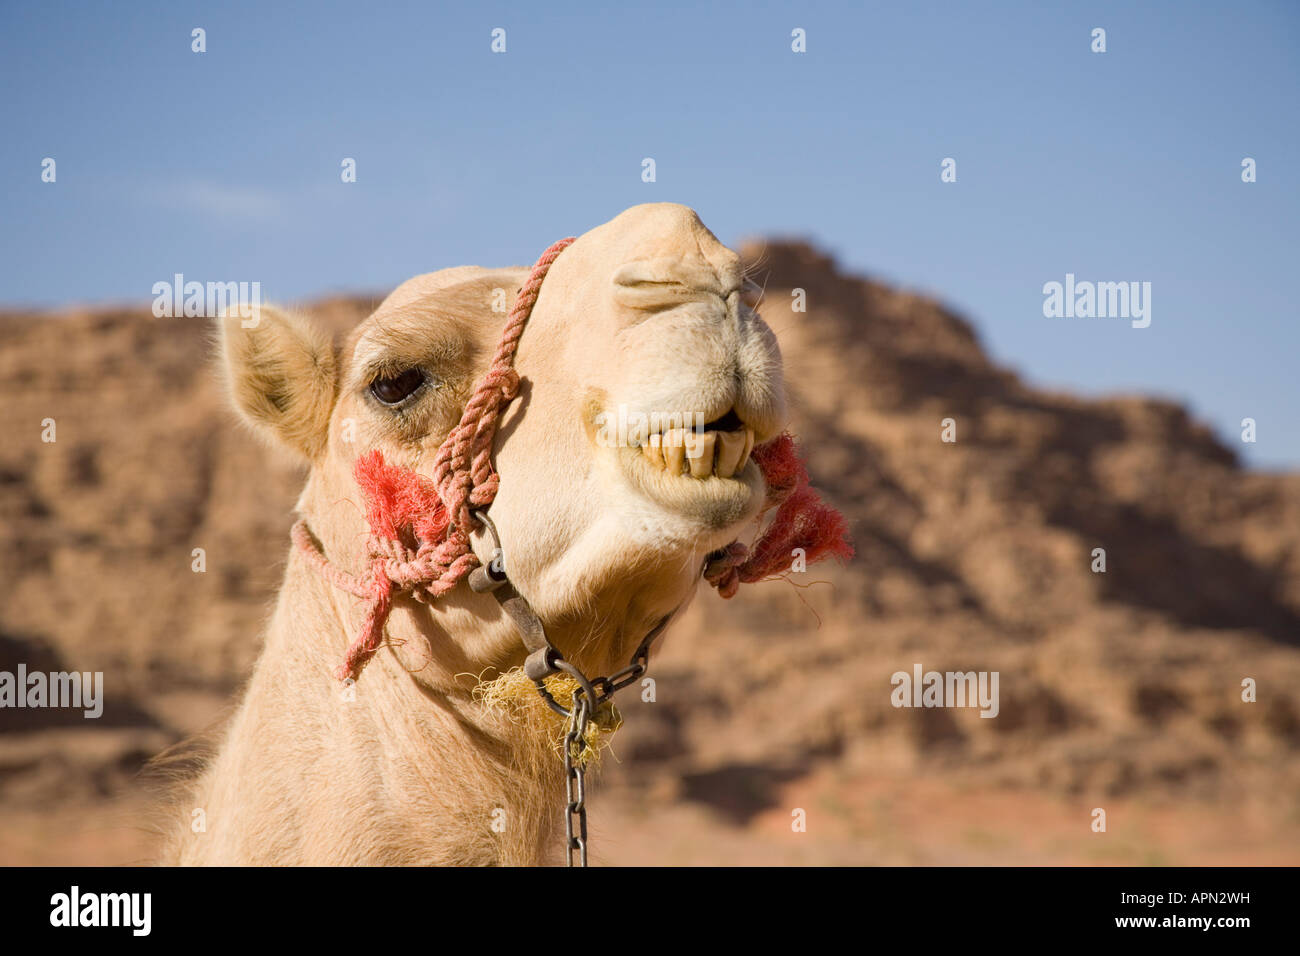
[2,244,1297,864]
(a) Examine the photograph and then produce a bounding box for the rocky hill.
[2,243,1297,864]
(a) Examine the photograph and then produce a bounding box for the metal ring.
[472,509,502,551]
[535,658,600,721]
[589,675,614,701]
[553,659,599,719]
[534,680,572,719]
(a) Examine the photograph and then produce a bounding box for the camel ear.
[217,304,336,460]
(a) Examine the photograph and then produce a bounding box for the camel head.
[217,203,789,685]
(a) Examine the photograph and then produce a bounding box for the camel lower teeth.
[715,430,746,477]
[685,431,715,477]
[641,427,754,479]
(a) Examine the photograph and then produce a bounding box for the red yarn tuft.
[750,432,803,501]
[353,448,450,544]
[705,431,854,597]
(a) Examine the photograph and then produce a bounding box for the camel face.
[485,204,787,624]
[220,203,786,672]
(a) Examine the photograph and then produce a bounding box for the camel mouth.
[586,401,758,480]
[635,417,755,480]
[582,397,767,526]
[597,404,763,531]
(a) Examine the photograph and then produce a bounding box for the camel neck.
[164,544,565,865]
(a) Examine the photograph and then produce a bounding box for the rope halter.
[293,237,574,681]
[292,237,853,683]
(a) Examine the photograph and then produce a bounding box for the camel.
[160,203,848,865]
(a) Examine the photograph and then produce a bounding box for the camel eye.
[369,368,426,406]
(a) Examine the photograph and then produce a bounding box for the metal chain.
[469,507,668,868]
[562,694,590,867]
[536,642,652,867]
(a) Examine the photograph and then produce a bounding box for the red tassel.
[708,431,854,596]
[354,449,450,544]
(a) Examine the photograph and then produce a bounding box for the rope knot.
[369,533,414,564]
[489,366,520,401]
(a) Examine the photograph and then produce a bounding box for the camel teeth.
[636,424,755,480]
[686,432,716,477]
[662,429,686,474]
[715,431,746,478]
[738,428,754,470]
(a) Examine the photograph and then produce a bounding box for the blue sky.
[2,1,1297,466]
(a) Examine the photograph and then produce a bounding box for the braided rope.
[430,237,572,531]
[294,238,575,681]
